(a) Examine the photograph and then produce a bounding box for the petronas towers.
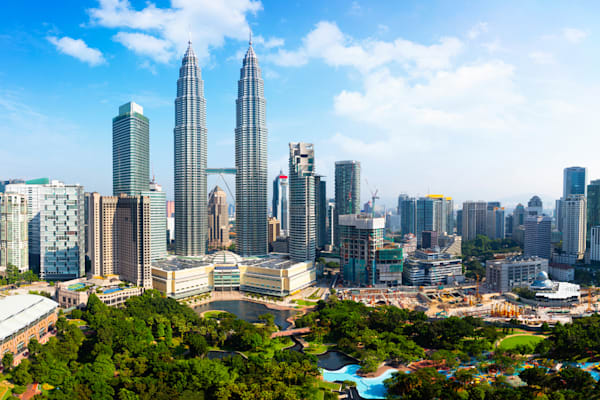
[174,42,207,256]
[235,39,268,256]
[174,38,267,257]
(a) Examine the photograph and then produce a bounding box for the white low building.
[530,271,580,305]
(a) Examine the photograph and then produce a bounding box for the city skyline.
[2,1,600,207]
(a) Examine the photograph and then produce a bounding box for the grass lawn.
[304,343,332,355]
[68,319,87,326]
[499,335,544,350]
[318,380,341,391]
[202,310,232,319]
[0,384,12,400]
[293,299,317,306]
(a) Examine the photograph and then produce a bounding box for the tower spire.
[249,28,252,46]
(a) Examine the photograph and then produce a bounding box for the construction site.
[335,282,600,326]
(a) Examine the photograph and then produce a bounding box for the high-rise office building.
[174,41,207,256]
[6,181,84,280]
[339,214,384,286]
[589,226,600,263]
[208,186,231,250]
[0,193,28,273]
[524,215,551,260]
[398,195,416,236]
[272,172,288,235]
[527,195,543,216]
[334,161,360,248]
[326,199,335,247]
[562,195,586,261]
[235,37,268,256]
[462,201,487,241]
[456,209,463,236]
[486,206,505,239]
[513,203,526,227]
[505,214,514,237]
[564,166,587,198]
[315,176,327,249]
[587,179,600,241]
[88,193,152,287]
[288,142,316,262]
[112,102,149,196]
[416,197,435,244]
[268,217,280,246]
[141,180,167,261]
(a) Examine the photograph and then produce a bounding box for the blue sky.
[1,0,599,210]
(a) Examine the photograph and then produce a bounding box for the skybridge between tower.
[207,168,236,201]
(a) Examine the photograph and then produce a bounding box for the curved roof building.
[0,295,58,342]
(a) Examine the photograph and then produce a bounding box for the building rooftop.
[0,295,58,341]
[205,250,243,265]
[153,257,212,271]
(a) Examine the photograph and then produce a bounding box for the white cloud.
[113,32,172,63]
[562,28,588,43]
[468,22,488,39]
[529,51,555,65]
[269,21,463,72]
[88,0,262,63]
[252,35,284,49]
[47,36,106,66]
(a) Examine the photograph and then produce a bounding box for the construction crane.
[365,179,380,217]
[588,287,593,312]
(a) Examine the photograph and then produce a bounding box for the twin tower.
[174,39,267,257]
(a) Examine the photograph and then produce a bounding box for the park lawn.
[203,310,232,319]
[294,299,317,306]
[304,343,333,355]
[318,380,341,391]
[0,383,11,400]
[499,334,544,350]
[68,318,87,326]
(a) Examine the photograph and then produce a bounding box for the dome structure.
[530,270,554,289]
[205,250,243,265]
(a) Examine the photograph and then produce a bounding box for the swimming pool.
[321,364,399,399]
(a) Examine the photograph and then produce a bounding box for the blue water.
[322,364,399,399]
[103,287,124,294]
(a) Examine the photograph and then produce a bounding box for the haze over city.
[2,0,599,207]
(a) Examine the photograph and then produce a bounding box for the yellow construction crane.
[475,274,482,303]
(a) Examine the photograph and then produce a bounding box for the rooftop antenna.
[188,27,192,44]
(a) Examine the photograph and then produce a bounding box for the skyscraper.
[235,37,268,256]
[562,195,586,261]
[527,195,543,216]
[334,160,360,247]
[112,102,149,196]
[174,41,207,256]
[587,179,600,241]
[315,176,327,249]
[0,193,28,273]
[563,166,587,198]
[87,193,152,288]
[524,215,551,260]
[462,201,487,241]
[208,186,231,250]
[326,199,335,247]
[288,142,316,262]
[339,214,384,286]
[398,195,416,235]
[142,180,167,261]
[6,181,84,280]
[272,172,288,235]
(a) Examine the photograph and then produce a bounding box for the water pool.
[322,364,399,399]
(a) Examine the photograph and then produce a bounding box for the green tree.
[2,351,14,371]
